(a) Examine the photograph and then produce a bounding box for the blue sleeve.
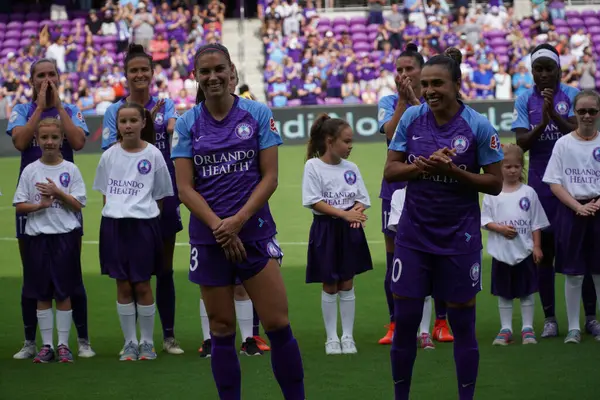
[171,109,195,159]
[6,104,29,136]
[389,104,424,152]
[474,116,504,166]
[564,85,580,118]
[101,104,118,150]
[256,103,283,150]
[163,98,178,121]
[510,91,531,131]
[377,95,396,134]
[67,104,90,136]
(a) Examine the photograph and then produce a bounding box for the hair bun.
[405,43,419,52]
[444,47,463,66]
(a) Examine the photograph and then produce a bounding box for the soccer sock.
[391,297,424,400]
[384,251,395,322]
[419,296,433,335]
[21,290,37,342]
[582,274,597,319]
[200,299,211,341]
[117,302,138,345]
[520,295,535,330]
[498,297,513,332]
[211,334,241,400]
[37,309,54,348]
[565,275,584,331]
[434,298,448,320]
[253,307,260,336]
[538,266,556,319]
[339,288,356,339]
[137,303,156,345]
[266,324,305,400]
[321,291,338,341]
[56,310,73,347]
[592,275,600,315]
[156,269,176,339]
[71,283,89,340]
[447,306,479,400]
[234,299,254,341]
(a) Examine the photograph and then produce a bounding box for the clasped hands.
[414,147,457,175]
[213,215,247,263]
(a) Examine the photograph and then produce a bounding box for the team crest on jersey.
[593,147,600,162]
[512,109,518,123]
[519,197,530,211]
[137,159,152,175]
[76,112,84,122]
[9,111,18,123]
[555,101,569,115]
[154,112,164,125]
[269,117,279,134]
[451,135,470,154]
[102,127,110,140]
[378,107,386,121]
[172,130,180,148]
[344,170,357,185]
[235,123,254,140]
[267,241,281,258]
[59,172,71,188]
[469,263,480,282]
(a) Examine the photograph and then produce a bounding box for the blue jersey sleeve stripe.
[510,90,532,131]
[101,102,121,150]
[237,98,283,150]
[6,104,29,136]
[171,107,196,159]
[388,103,425,152]
[378,94,397,134]
[67,104,90,136]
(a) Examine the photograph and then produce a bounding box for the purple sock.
[211,334,241,400]
[156,269,176,339]
[21,289,37,342]
[266,324,305,400]
[71,283,89,340]
[252,307,260,336]
[538,266,556,319]
[434,298,447,320]
[391,297,424,400]
[384,252,395,322]
[582,274,598,318]
[447,306,479,400]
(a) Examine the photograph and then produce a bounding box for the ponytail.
[306,113,349,160]
[141,109,156,145]
[195,86,206,104]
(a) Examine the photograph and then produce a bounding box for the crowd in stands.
[261,0,600,108]
[0,0,224,118]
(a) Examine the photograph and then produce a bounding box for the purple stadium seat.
[19,38,31,47]
[0,31,4,40]
[353,42,370,52]
[584,17,600,27]
[287,99,302,107]
[333,25,348,34]
[334,34,342,41]
[490,37,508,46]
[367,24,379,33]
[566,10,580,18]
[520,19,534,27]
[7,21,23,29]
[0,22,6,31]
[556,26,570,35]
[23,21,39,29]
[92,36,103,44]
[494,46,509,55]
[318,17,331,27]
[589,26,600,35]
[352,32,368,42]
[317,25,329,35]
[553,19,567,27]
[4,31,20,39]
[332,17,348,26]
[568,18,584,28]
[592,34,600,43]
[103,43,116,51]
[351,25,367,35]
[349,16,367,25]
[72,18,86,26]
[39,20,53,27]
[68,72,79,81]
[582,10,597,18]
[370,51,383,62]
[325,97,343,105]
[497,54,509,66]
[22,30,38,37]
[76,44,84,53]
[10,13,25,22]
[368,31,378,41]
[0,48,15,57]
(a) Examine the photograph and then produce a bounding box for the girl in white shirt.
[543,89,600,344]
[482,143,550,346]
[302,114,372,356]
[94,102,174,361]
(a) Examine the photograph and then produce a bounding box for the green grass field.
[0,142,597,400]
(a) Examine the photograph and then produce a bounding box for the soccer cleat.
[253,335,271,351]
[198,339,212,358]
[163,337,184,355]
[492,329,513,346]
[419,333,435,350]
[585,319,600,339]
[325,338,342,355]
[33,345,55,363]
[378,322,395,345]
[13,340,37,359]
[521,328,537,345]
[564,329,582,344]
[240,337,264,356]
[77,338,96,358]
[341,336,357,354]
[57,344,74,363]
[139,342,157,360]
[541,319,559,338]
[119,341,139,361]
[432,319,454,342]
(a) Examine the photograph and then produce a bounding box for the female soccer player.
[512,43,599,338]
[481,143,550,346]
[13,118,87,363]
[302,114,372,355]
[543,89,600,343]
[172,43,305,399]
[101,44,184,355]
[377,43,452,344]
[94,102,174,361]
[384,50,504,400]
[7,58,94,360]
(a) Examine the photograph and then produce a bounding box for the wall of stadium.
[0,100,516,157]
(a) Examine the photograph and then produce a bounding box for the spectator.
[361,84,377,105]
[578,54,597,91]
[132,2,156,51]
[472,60,495,99]
[494,65,512,100]
[102,10,118,36]
[512,62,533,97]
[368,0,385,25]
[483,6,504,31]
[341,73,361,105]
[239,84,256,100]
[94,77,116,115]
[548,0,566,21]
[86,10,103,36]
[374,25,390,51]
[46,36,67,73]
[531,10,553,42]
[150,33,170,69]
[0,88,12,119]
[405,0,426,30]
[385,3,405,50]
[51,0,69,21]
[570,28,589,59]
[77,87,96,116]
[174,88,193,112]
[269,75,291,107]
[374,69,396,100]
[168,71,184,99]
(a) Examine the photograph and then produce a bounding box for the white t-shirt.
[387,188,406,232]
[93,142,174,219]
[13,160,86,236]
[494,73,512,100]
[302,158,370,215]
[481,184,550,265]
[543,133,600,200]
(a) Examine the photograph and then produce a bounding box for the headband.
[531,48,559,66]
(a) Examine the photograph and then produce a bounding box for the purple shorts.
[16,212,84,239]
[160,195,183,240]
[391,245,482,303]
[22,231,83,301]
[99,217,163,283]
[381,199,395,238]
[189,236,283,287]
[491,255,538,299]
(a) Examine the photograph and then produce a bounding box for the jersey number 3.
[190,247,199,272]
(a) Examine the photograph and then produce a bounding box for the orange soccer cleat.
[253,335,271,351]
[432,319,454,342]
[378,322,395,345]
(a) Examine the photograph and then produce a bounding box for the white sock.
[137,303,156,345]
[419,296,433,335]
[498,297,513,332]
[592,275,600,313]
[321,291,338,341]
[200,299,211,341]
[565,275,584,331]
[339,288,356,339]
[117,302,138,345]
[56,310,73,347]
[235,299,254,341]
[520,295,535,330]
[37,309,54,348]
